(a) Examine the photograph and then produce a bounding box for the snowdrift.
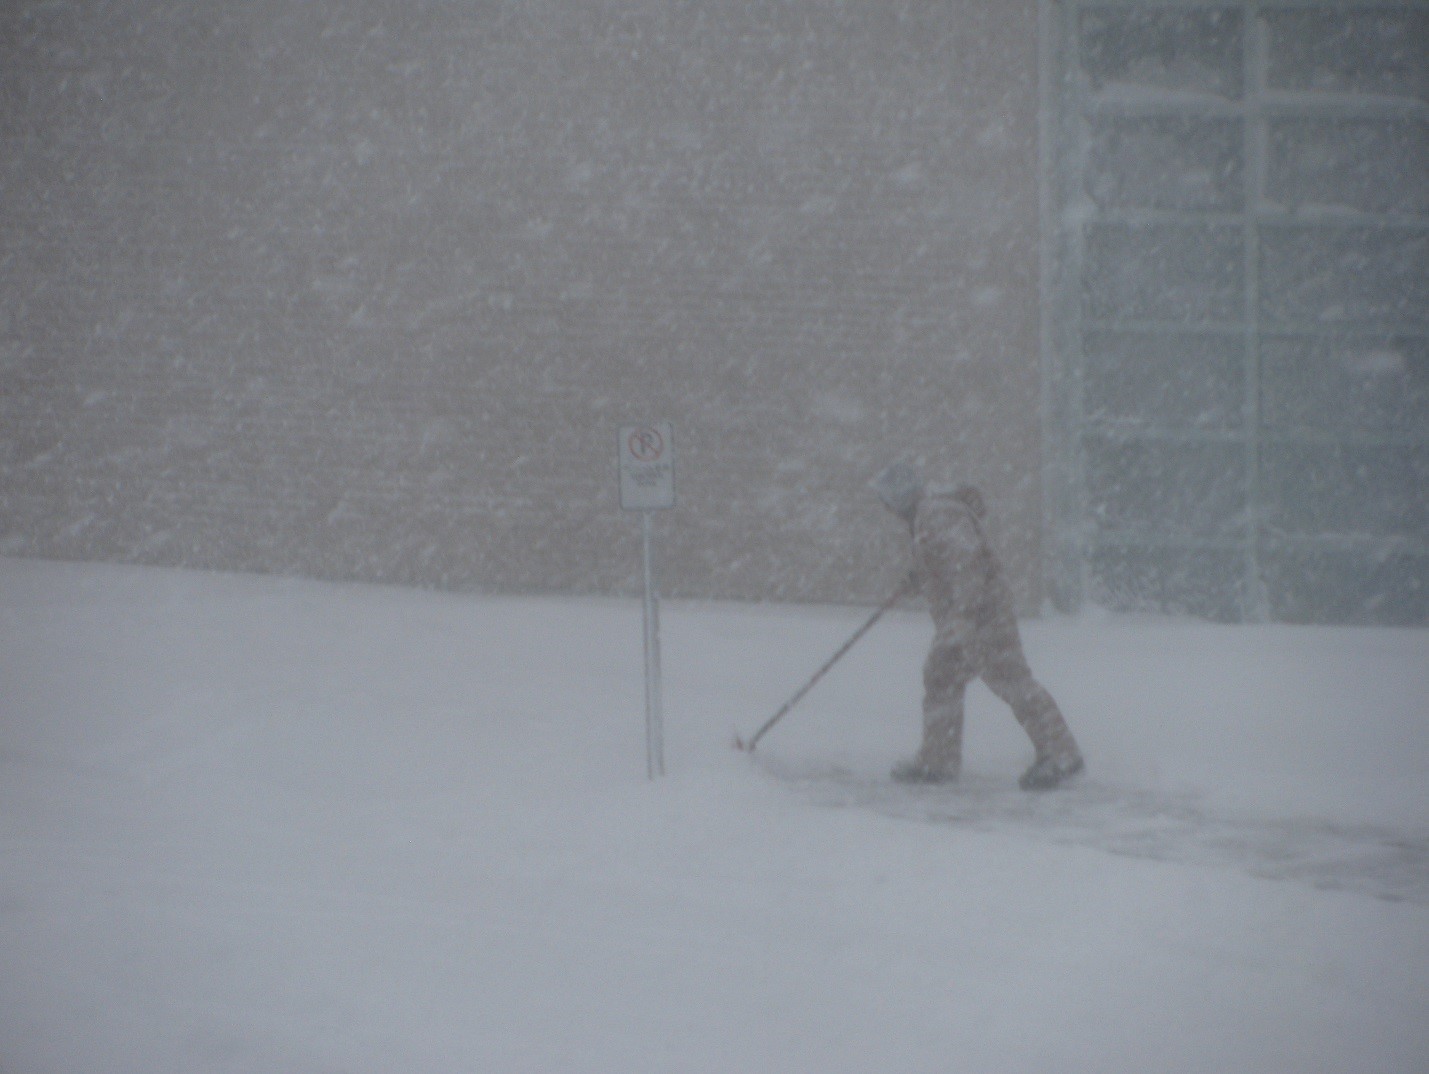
[2,558,1426,1073]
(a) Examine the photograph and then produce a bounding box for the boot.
[891,757,958,785]
[1018,752,1084,791]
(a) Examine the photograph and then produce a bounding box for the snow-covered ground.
[2,556,1427,1073]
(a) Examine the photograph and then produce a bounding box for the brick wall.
[1,0,1046,607]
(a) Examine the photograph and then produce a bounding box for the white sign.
[619,422,675,511]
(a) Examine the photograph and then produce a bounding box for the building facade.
[2,1,1424,622]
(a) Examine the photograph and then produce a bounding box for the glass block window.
[1045,2,1429,623]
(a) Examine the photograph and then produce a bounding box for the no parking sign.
[619,422,676,511]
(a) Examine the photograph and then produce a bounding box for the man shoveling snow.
[872,461,1085,791]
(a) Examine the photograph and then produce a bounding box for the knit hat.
[870,461,924,524]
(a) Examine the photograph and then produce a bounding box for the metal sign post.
[618,422,675,778]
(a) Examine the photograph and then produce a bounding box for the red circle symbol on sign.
[628,428,664,462]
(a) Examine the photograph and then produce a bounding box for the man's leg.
[976,612,1083,788]
[894,640,971,782]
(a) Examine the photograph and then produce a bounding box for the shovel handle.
[742,578,914,752]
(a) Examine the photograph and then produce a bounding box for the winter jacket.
[911,483,1015,648]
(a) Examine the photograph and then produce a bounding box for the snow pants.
[918,601,1080,776]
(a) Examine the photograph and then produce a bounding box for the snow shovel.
[734,576,916,753]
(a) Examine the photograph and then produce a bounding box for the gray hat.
[870,461,924,524]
